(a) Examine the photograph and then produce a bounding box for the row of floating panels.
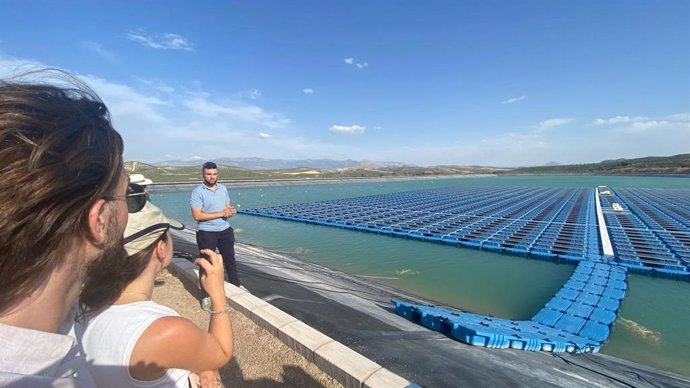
[242,187,600,261]
[239,186,689,352]
[599,188,690,276]
[240,186,690,276]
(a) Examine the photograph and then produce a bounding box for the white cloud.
[533,118,574,132]
[126,30,193,51]
[628,120,676,132]
[344,57,368,69]
[593,116,632,125]
[247,89,261,99]
[82,74,169,122]
[329,125,365,135]
[593,113,690,134]
[667,113,690,121]
[303,88,314,95]
[1,52,686,167]
[183,98,289,128]
[0,55,43,78]
[232,89,262,100]
[1,53,370,163]
[133,77,176,95]
[251,136,365,160]
[82,41,116,62]
[501,95,527,104]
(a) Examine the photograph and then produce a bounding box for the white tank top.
[78,301,190,387]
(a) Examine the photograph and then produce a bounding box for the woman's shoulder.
[142,314,202,340]
[137,301,180,317]
[133,313,208,359]
[102,301,178,317]
[85,301,179,331]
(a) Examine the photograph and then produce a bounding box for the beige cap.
[129,173,153,186]
[124,202,184,256]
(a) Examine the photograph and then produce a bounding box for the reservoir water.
[152,175,690,377]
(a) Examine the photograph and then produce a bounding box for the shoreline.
[170,229,690,387]
[146,174,491,192]
[146,172,690,193]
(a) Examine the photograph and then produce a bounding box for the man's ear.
[87,199,109,245]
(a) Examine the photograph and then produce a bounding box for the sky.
[1,1,688,167]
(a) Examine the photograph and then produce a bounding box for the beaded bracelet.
[208,306,230,315]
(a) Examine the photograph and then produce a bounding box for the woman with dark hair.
[78,199,233,387]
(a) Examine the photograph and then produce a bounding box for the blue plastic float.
[240,186,690,352]
[392,261,627,353]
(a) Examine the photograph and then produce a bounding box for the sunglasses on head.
[104,182,148,213]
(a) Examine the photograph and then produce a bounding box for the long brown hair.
[79,231,169,320]
[0,69,124,315]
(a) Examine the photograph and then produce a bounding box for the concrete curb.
[169,257,418,388]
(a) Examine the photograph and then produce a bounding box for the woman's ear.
[155,238,168,262]
[87,199,109,245]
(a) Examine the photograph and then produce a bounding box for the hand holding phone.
[194,249,226,301]
[198,251,210,274]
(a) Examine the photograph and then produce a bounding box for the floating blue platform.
[240,187,690,276]
[600,188,690,276]
[394,261,627,353]
[239,186,690,352]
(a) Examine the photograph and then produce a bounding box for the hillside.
[124,162,505,183]
[501,154,690,175]
[125,154,689,183]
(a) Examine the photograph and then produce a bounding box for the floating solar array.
[601,188,690,276]
[394,260,627,353]
[241,187,603,261]
[239,186,690,352]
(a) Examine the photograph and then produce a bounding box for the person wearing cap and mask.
[77,203,233,388]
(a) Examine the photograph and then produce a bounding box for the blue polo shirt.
[190,183,231,232]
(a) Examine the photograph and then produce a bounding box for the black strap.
[124,223,169,244]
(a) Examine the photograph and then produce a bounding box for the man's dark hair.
[0,70,124,315]
[202,161,217,170]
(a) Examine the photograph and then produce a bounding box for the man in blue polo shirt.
[190,161,241,287]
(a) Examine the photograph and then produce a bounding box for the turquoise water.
[152,175,690,376]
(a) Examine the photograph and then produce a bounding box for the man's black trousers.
[196,227,240,286]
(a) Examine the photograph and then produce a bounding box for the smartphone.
[198,252,209,301]
[198,252,210,276]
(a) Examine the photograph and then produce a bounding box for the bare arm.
[191,201,235,222]
[191,207,227,222]
[129,250,233,377]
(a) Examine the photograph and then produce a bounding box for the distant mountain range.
[125,154,689,183]
[155,157,408,170]
[125,158,503,183]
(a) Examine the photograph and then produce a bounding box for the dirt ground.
[151,270,343,388]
